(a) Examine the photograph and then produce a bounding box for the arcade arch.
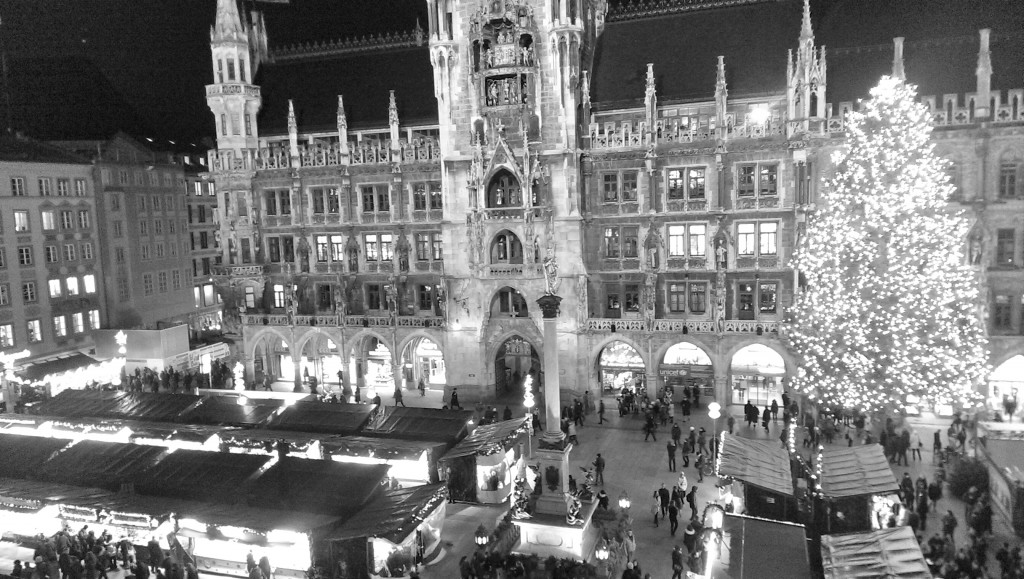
[297,333,342,391]
[729,343,787,407]
[348,333,394,398]
[596,340,646,397]
[251,332,291,389]
[399,336,447,391]
[658,342,714,399]
[494,334,539,396]
[989,354,1024,421]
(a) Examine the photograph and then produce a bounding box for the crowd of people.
[121,362,232,395]
[7,528,193,579]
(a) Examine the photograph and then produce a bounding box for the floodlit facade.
[205,0,1024,410]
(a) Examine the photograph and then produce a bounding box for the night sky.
[1,0,1021,146]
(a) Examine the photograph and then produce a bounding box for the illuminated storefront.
[597,341,645,395]
[729,344,787,407]
[659,342,714,397]
[989,355,1024,421]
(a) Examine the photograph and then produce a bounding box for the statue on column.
[333,277,348,318]
[385,279,399,323]
[436,281,448,323]
[542,245,560,295]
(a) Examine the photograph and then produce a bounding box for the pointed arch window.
[487,171,521,208]
[490,231,523,264]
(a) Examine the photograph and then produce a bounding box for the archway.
[989,355,1024,421]
[494,335,539,396]
[400,336,446,392]
[490,287,529,318]
[299,333,342,393]
[348,334,393,400]
[490,230,524,264]
[251,333,290,389]
[596,340,646,397]
[729,344,786,407]
[659,342,714,399]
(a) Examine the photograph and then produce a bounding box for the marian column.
[537,294,564,444]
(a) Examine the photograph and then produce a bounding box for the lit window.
[53,316,67,337]
[72,312,85,333]
[27,320,42,343]
[689,224,707,257]
[759,222,778,256]
[245,287,256,308]
[273,284,286,308]
[0,324,13,347]
[88,310,100,329]
[14,210,29,232]
[41,210,56,230]
[83,275,96,294]
[738,223,757,255]
[48,279,62,298]
[66,277,79,296]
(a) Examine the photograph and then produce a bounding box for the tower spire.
[211,0,246,43]
[800,0,814,44]
[891,37,906,80]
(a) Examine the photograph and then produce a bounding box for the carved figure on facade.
[298,235,311,272]
[542,245,560,295]
[968,224,984,265]
[715,237,728,270]
[472,217,486,267]
[576,275,588,327]
[436,281,448,324]
[465,215,478,270]
[451,279,472,316]
[642,272,657,331]
[346,235,360,273]
[714,270,727,333]
[396,232,411,273]
[524,213,536,264]
[333,279,348,318]
[485,76,527,106]
[286,287,298,322]
[643,224,664,271]
[385,279,399,323]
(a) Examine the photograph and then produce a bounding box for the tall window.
[432,233,443,261]
[53,316,67,338]
[667,167,706,199]
[311,187,340,214]
[413,183,429,210]
[143,274,154,296]
[0,324,13,348]
[115,247,126,263]
[27,320,42,343]
[41,210,56,230]
[83,275,96,294]
[75,179,87,196]
[14,210,29,232]
[667,282,708,313]
[316,235,330,262]
[364,233,394,262]
[268,238,281,262]
[72,313,84,334]
[418,285,433,310]
[993,295,1012,329]
[45,246,58,263]
[367,284,383,310]
[118,278,130,302]
[158,272,168,293]
[487,172,522,208]
[667,224,707,257]
[88,310,100,330]
[737,222,778,256]
[603,226,641,258]
[11,177,25,196]
[172,270,181,290]
[18,247,32,266]
[61,211,74,230]
[602,172,639,203]
[82,243,94,260]
[0,284,8,306]
[737,163,778,197]
[78,210,90,229]
[416,233,430,261]
[64,244,76,261]
[48,279,62,299]
[999,163,1019,199]
[22,282,37,303]
[317,285,332,310]
[996,229,1016,266]
[362,185,390,213]
[57,179,69,196]
[244,287,256,308]
[330,235,344,261]
[273,284,286,308]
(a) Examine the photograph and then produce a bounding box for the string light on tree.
[523,375,535,411]
[786,76,989,415]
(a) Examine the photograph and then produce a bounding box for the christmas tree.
[787,76,989,414]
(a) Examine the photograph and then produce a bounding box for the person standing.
[658,484,671,517]
[671,545,686,579]
[598,400,606,424]
[667,439,678,472]
[680,438,691,468]
[727,414,736,435]
[668,501,680,536]
[910,430,922,461]
[394,386,406,407]
[417,378,426,396]
[685,485,699,520]
[593,453,606,486]
[644,417,657,441]
[762,406,771,433]
[671,422,682,446]
[770,399,779,423]
[450,388,461,409]
[695,453,706,483]
[932,429,942,463]
[697,428,708,455]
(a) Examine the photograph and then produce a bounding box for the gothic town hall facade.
[205,0,1024,409]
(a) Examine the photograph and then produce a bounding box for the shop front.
[728,344,787,407]
[659,342,715,399]
[438,418,529,503]
[322,436,448,486]
[716,433,797,521]
[597,341,646,396]
[988,355,1024,422]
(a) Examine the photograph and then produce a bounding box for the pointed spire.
[644,63,657,130]
[287,99,299,158]
[388,90,400,149]
[891,37,906,80]
[976,29,993,118]
[212,0,246,43]
[716,55,727,93]
[288,99,297,132]
[800,0,814,44]
[715,56,728,132]
[336,95,347,131]
[645,63,656,98]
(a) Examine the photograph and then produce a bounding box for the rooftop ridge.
[829,32,1021,57]
[269,26,425,63]
[606,0,771,23]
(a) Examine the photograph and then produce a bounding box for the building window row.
[599,279,779,319]
[0,310,100,349]
[602,171,639,204]
[9,177,87,197]
[46,274,97,299]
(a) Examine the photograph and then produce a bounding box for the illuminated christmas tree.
[787,76,989,414]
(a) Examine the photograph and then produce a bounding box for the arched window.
[492,287,529,317]
[490,231,524,264]
[487,170,521,208]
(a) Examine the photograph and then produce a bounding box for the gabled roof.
[441,417,530,461]
[179,396,282,427]
[821,526,930,579]
[717,432,794,496]
[819,445,899,498]
[0,135,92,165]
[266,401,374,435]
[36,440,165,491]
[249,457,388,516]
[361,407,474,444]
[257,46,438,135]
[132,450,271,503]
[32,390,128,420]
[327,484,446,544]
[718,514,811,579]
[0,434,70,479]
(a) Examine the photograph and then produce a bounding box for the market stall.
[976,422,1024,538]
[31,389,128,419]
[321,436,448,486]
[179,396,284,428]
[816,445,900,534]
[704,513,811,579]
[36,439,165,491]
[437,417,530,503]
[820,526,930,579]
[221,430,325,459]
[327,485,447,579]
[361,407,475,445]
[716,432,796,521]
[248,458,389,517]
[266,402,375,435]
[132,450,274,504]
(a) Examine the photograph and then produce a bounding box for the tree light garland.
[786,76,990,414]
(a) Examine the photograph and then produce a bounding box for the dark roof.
[440,418,530,461]
[0,434,70,479]
[321,435,448,462]
[257,46,438,135]
[266,401,374,435]
[591,1,801,107]
[36,440,165,491]
[32,390,128,420]
[113,392,204,422]
[716,514,811,579]
[361,407,474,444]
[250,457,388,517]
[259,0,427,50]
[132,450,272,503]
[0,136,92,165]
[327,484,446,543]
[4,57,154,141]
[179,397,281,427]
[717,432,794,496]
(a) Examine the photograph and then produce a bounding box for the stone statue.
[576,275,588,327]
[716,238,728,269]
[436,281,448,322]
[643,273,657,331]
[714,270,726,333]
[333,279,348,318]
[542,246,560,295]
[565,492,582,525]
[385,281,399,320]
[510,476,532,519]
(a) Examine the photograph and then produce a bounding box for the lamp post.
[474,524,490,548]
[618,490,631,511]
[595,538,609,561]
[708,402,722,465]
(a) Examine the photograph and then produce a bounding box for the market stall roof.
[819,445,899,499]
[361,407,474,444]
[717,433,794,496]
[113,392,204,422]
[16,353,101,382]
[320,435,448,462]
[249,457,389,517]
[821,526,930,579]
[709,514,811,579]
[440,417,530,462]
[265,401,375,435]
[132,449,272,503]
[0,434,70,478]
[179,396,282,427]
[32,389,128,419]
[125,421,237,445]
[327,484,447,543]
[220,429,324,454]
[37,440,166,491]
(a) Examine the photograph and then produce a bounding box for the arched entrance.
[349,334,393,399]
[494,335,539,396]
[989,355,1024,421]
[299,334,342,392]
[400,336,446,392]
[252,333,290,388]
[729,344,786,407]
[659,342,714,399]
[597,341,646,397]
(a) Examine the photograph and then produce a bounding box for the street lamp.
[523,376,535,458]
[618,490,631,510]
[595,539,610,561]
[708,402,722,464]
[474,525,490,547]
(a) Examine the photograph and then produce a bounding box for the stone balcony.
[485,263,543,278]
[212,264,267,279]
[586,318,782,336]
[242,313,444,329]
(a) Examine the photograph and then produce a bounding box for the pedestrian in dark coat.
[761,406,771,432]
[667,440,677,472]
[658,484,670,516]
[686,486,698,519]
[770,399,779,422]
[668,502,680,535]
[146,539,162,574]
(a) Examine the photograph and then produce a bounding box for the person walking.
[593,453,606,485]
[685,485,699,520]
[762,406,771,433]
[598,400,606,424]
[417,378,426,396]
[658,484,671,517]
[668,501,680,536]
[671,422,682,445]
[932,430,942,463]
[942,510,958,545]
[667,439,678,472]
[697,428,709,455]
[652,488,662,527]
[727,414,736,435]
[910,430,922,461]
[450,388,462,409]
[644,418,658,441]
[680,438,691,468]
[695,452,706,483]
[671,545,686,579]
[770,399,779,423]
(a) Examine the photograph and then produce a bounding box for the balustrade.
[585,317,780,335]
[241,313,444,328]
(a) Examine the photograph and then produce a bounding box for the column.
[293,357,303,392]
[537,294,564,444]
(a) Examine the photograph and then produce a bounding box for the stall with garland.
[321,436,449,486]
[438,418,530,503]
[326,485,447,579]
[814,445,900,534]
[820,525,930,579]
[716,432,796,521]
[701,511,811,579]
[220,430,326,459]
[361,407,475,446]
